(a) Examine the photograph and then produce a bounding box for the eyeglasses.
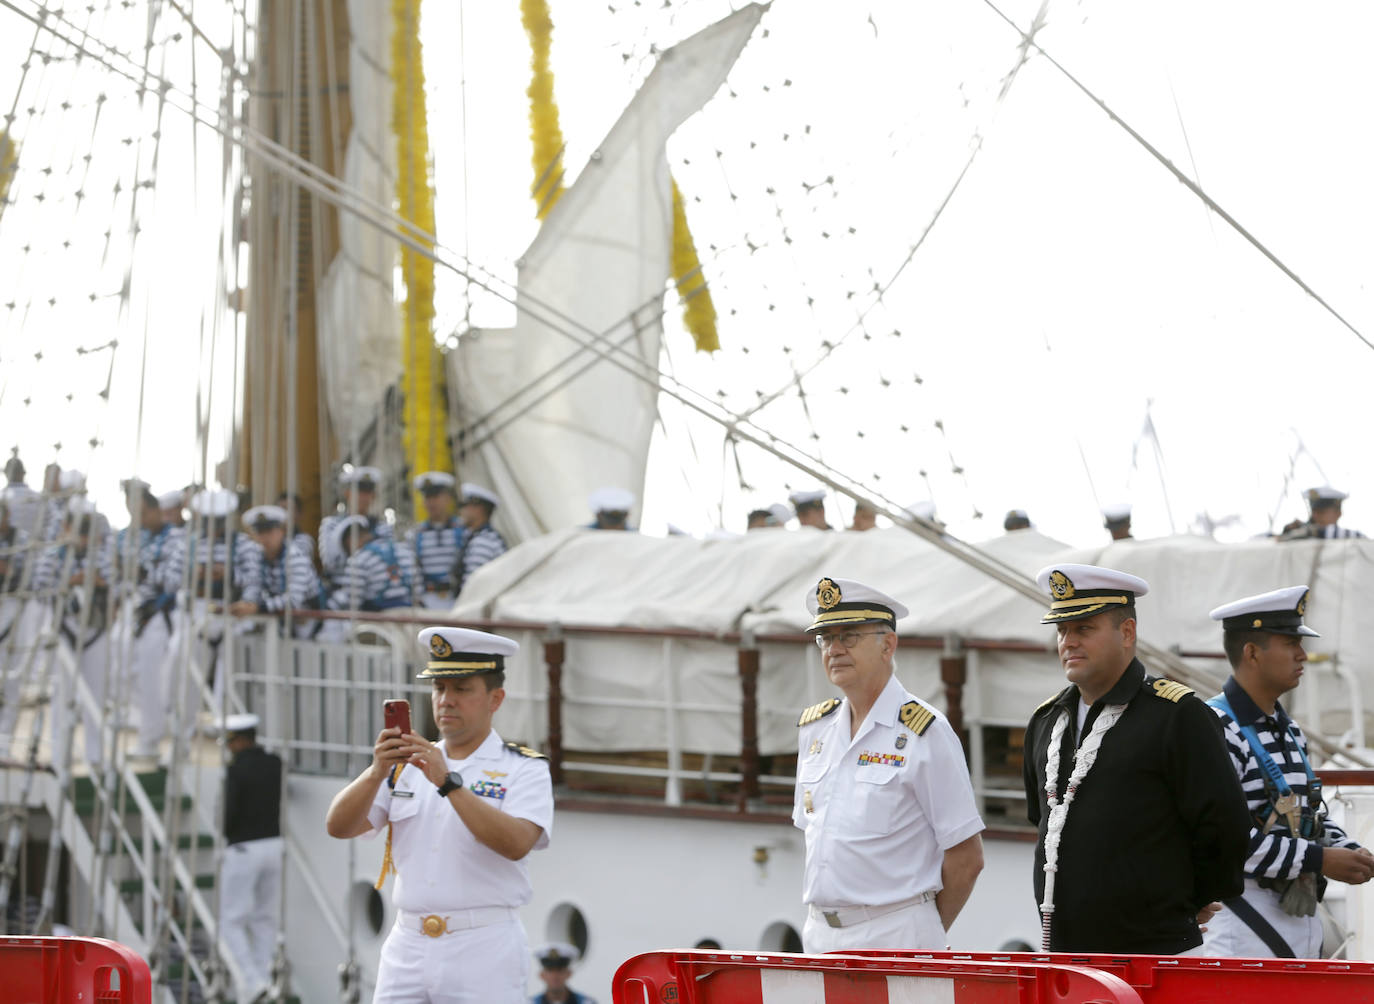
[814,629,887,650]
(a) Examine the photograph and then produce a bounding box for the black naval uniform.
[1022,658,1250,953]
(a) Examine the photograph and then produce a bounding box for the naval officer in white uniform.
[326,626,553,1003]
[794,577,985,953]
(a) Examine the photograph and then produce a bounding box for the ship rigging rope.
[978,0,1373,355]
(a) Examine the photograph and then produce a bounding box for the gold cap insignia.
[1048,570,1074,600]
[430,634,454,658]
[1297,592,1307,616]
[816,577,842,610]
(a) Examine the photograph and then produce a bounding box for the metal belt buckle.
[823,910,842,929]
[421,914,448,938]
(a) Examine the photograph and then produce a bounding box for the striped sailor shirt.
[327,537,417,611]
[454,523,507,593]
[115,523,182,607]
[319,513,392,583]
[256,539,323,613]
[405,517,466,592]
[165,528,264,605]
[34,538,116,647]
[1209,676,1361,883]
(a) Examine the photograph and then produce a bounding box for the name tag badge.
[391,789,414,799]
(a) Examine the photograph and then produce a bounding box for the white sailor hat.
[1209,585,1319,637]
[588,486,635,514]
[1036,563,1148,624]
[1101,503,1132,526]
[332,514,371,553]
[460,482,500,508]
[190,488,239,518]
[804,577,908,633]
[156,490,185,510]
[789,488,826,511]
[222,712,260,734]
[58,469,86,492]
[243,505,287,530]
[1306,485,1348,504]
[340,466,382,487]
[413,471,456,494]
[416,626,519,679]
[767,503,792,526]
[533,941,579,969]
[904,500,937,521]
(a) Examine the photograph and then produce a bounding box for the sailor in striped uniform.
[1202,586,1374,958]
[454,483,506,595]
[794,577,984,953]
[34,502,115,767]
[0,501,31,746]
[111,484,183,758]
[1022,564,1250,954]
[1281,485,1366,540]
[327,515,417,613]
[242,505,323,638]
[319,466,392,590]
[275,491,315,562]
[406,472,466,609]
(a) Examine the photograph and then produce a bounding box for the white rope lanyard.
[1039,700,1127,950]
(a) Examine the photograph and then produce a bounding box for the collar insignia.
[430,634,453,658]
[816,577,842,610]
[1048,570,1074,600]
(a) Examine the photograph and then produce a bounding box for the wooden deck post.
[738,631,760,808]
[940,635,969,755]
[544,625,565,786]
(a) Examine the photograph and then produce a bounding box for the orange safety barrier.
[847,950,1374,1002]
[613,949,1143,1004]
[0,936,152,1003]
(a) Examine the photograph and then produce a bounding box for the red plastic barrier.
[847,950,1374,1003]
[0,937,153,1003]
[613,949,1143,1004]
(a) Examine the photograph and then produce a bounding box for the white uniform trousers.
[1201,878,1324,958]
[802,895,945,954]
[374,914,529,1003]
[417,592,454,611]
[219,835,283,1000]
[111,605,175,756]
[51,631,112,768]
[0,598,47,750]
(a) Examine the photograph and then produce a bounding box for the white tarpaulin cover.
[456,529,1374,757]
[451,6,764,541]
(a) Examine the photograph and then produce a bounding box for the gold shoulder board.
[504,741,549,759]
[1151,679,1194,704]
[1033,692,1059,714]
[797,698,841,727]
[899,700,935,736]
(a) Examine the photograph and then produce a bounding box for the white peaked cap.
[223,713,259,733]
[460,483,501,508]
[588,487,635,513]
[1209,585,1319,637]
[804,576,908,633]
[1035,563,1148,624]
[191,488,239,517]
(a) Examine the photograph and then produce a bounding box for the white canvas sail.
[451,5,764,539]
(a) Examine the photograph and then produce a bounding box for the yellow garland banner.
[0,132,16,227]
[671,180,720,353]
[392,0,450,514]
[519,0,567,219]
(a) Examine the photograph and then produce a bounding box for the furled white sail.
[451,5,764,539]
[315,0,401,453]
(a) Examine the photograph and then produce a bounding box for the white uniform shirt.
[367,729,553,913]
[793,674,984,908]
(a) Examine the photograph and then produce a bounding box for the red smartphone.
[383,699,411,736]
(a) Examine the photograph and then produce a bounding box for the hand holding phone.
[383,699,411,737]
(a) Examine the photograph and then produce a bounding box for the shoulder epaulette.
[504,741,548,759]
[798,698,841,727]
[899,700,935,736]
[1149,678,1194,704]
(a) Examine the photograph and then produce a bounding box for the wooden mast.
[241,0,353,536]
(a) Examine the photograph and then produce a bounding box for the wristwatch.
[436,771,464,797]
